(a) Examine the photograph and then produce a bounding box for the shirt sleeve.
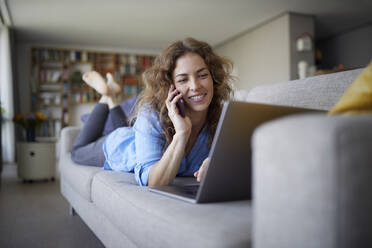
[133,107,165,186]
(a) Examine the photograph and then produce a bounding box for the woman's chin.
[186,105,209,115]
[185,97,213,116]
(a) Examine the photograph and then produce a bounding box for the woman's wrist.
[174,130,191,143]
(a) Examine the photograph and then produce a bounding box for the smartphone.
[176,98,186,118]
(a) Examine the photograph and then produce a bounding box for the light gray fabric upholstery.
[60,126,80,155]
[61,178,137,248]
[246,69,363,110]
[91,171,252,248]
[59,68,370,248]
[252,114,372,248]
[59,153,102,202]
[59,127,103,201]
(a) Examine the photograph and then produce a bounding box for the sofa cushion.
[246,69,363,110]
[91,171,251,248]
[59,153,102,202]
[252,114,372,247]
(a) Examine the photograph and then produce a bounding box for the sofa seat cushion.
[91,171,252,248]
[59,153,103,202]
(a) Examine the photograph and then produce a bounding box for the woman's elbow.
[148,169,172,187]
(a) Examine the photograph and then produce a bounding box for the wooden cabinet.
[30,47,156,139]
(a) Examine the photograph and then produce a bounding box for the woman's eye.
[199,73,208,78]
[178,78,187,83]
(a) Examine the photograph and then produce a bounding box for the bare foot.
[106,73,121,94]
[82,71,108,95]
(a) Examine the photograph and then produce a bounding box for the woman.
[72,37,233,186]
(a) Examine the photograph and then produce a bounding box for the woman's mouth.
[189,93,206,103]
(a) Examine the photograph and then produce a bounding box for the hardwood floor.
[0,164,104,248]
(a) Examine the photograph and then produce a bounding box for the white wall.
[215,12,315,91]
[215,13,290,91]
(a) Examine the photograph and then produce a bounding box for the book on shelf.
[128,54,137,65]
[142,56,150,68]
[123,75,138,85]
[63,82,70,93]
[71,92,93,104]
[81,52,88,62]
[39,70,62,83]
[70,50,76,62]
[39,84,62,91]
[114,70,120,81]
[39,92,61,105]
[62,96,68,108]
[39,119,61,138]
[39,49,61,61]
[120,55,127,64]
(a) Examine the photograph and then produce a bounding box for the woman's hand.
[166,85,192,138]
[194,157,210,182]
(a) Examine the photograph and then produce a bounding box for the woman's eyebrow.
[175,73,187,78]
[197,68,208,73]
[175,68,208,78]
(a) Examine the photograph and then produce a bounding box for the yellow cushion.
[329,61,372,115]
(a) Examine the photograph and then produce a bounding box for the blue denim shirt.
[103,107,210,186]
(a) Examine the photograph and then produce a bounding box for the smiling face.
[172,53,214,118]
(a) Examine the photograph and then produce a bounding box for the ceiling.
[4,0,372,51]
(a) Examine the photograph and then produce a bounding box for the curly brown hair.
[130,37,234,148]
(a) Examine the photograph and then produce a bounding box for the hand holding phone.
[176,98,186,118]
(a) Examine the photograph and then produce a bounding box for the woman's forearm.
[148,133,188,186]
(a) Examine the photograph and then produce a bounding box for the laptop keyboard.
[178,185,200,196]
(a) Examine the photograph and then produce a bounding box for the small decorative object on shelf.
[296,32,313,52]
[13,112,46,142]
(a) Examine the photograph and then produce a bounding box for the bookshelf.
[30,47,156,139]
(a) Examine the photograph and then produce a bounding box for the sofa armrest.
[60,126,80,156]
[252,113,372,248]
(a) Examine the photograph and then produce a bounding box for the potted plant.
[0,101,4,124]
[13,112,46,142]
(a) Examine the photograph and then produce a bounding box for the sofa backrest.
[246,68,363,111]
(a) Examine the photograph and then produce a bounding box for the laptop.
[149,101,325,203]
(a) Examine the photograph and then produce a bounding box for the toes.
[106,73,113,80]
[106,73,121,94]
[82,72,90,81]
[82,71,109,95]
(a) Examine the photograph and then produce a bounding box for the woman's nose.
[189,77,201,90]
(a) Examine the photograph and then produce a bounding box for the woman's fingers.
[166,86,179,104]
[166,85,192,138]
[166,86,177,106]
[166,85,183,115]
[197,170,203,182]
[171,92,183,104]
[196,157,210,182]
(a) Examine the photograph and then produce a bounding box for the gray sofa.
[59,68,372,248]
